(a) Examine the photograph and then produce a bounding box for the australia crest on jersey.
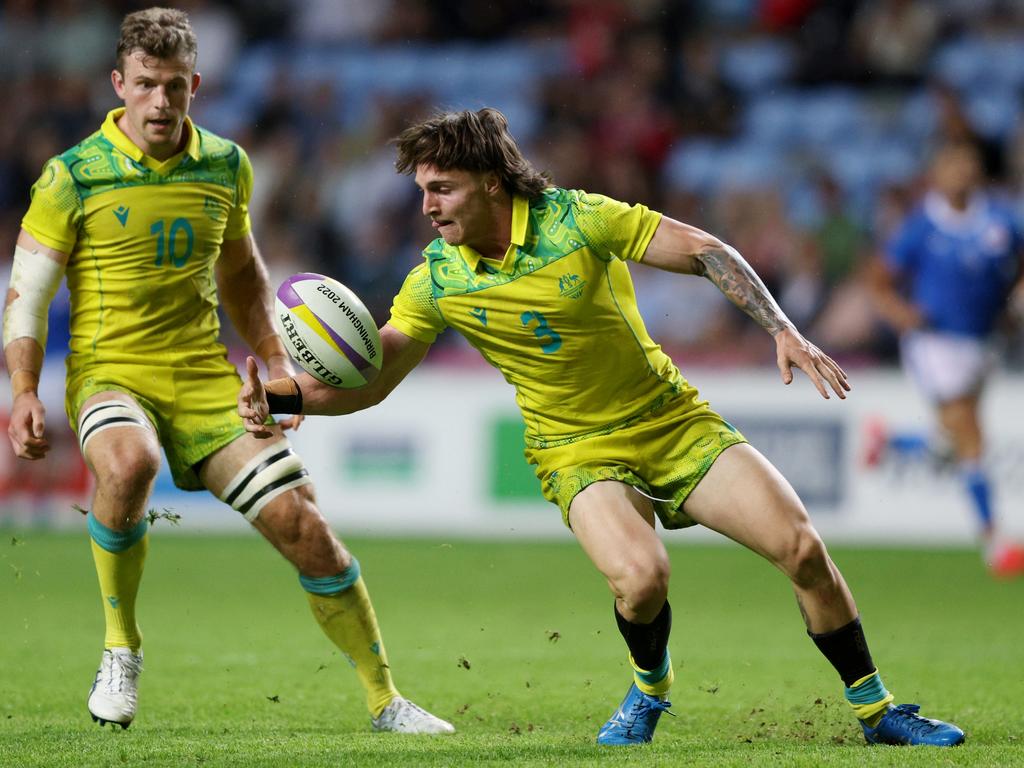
[558,272,586,299]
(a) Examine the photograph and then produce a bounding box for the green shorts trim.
[524,389,746,529]
[66,352,247,491]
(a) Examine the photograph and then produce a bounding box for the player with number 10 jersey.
[21,108,251,483]
[23,109,248,379]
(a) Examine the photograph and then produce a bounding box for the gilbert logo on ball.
[274,273,382,388]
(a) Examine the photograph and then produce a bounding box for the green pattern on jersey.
[59,129,241,201]
[424,194,594,299]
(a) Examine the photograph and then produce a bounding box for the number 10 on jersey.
[150,217,194,268]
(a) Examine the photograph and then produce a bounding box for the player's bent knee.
[78,400,157,472]
[217,440,311,521]
[785,526,832,588]
[613,556,671,609]
[96,451,161,497]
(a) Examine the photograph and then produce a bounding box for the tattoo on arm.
[696,244,792,335]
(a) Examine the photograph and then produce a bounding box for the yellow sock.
[631,651,675,697]
[88,514,148,651]
[305,573,399,717]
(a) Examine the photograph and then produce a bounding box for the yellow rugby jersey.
[21,108,252,367]
[390,188,695,448]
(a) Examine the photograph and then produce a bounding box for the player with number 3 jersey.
[240,108,964,748]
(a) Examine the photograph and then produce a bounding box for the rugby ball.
[274,273,382,388]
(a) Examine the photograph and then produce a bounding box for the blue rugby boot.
[596,683,674,745]
[861,704,965,746]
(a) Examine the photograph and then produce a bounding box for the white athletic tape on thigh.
[2,244,66,348]
[78,401,153,452]
[218,441,310,521]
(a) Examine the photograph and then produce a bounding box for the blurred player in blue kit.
[3,6,450,734]
[241,108,964,747]
[871,140,1024,578]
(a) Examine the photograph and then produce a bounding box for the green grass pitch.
[1,530,1022,767]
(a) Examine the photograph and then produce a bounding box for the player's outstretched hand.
[8,393,49,459]
[775,327,850,400]
[239,356,274,438]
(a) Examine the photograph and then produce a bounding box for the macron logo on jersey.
[470,307,488,326]
[113,205,130,227]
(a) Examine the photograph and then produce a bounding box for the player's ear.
[190,71,201,95]
[111,69,126,98]
[482,171,502,196]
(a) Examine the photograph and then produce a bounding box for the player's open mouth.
[148,119,173,130]
[433,220,452,230]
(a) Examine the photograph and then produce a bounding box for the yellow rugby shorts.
[66,349,247,490]
[525,388,746,529]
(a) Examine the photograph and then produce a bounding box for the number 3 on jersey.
[521,310,562,354]
[150,217,194,267]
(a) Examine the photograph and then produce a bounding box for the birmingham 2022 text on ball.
[274,273,382,388]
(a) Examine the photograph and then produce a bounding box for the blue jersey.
[885,192,1021,337]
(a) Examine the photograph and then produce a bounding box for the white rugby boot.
[371,696,455,734]
[87,648,143,729]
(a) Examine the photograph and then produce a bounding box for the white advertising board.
[4,362,1022,544]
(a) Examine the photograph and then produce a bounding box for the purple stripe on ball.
[308,306,375,373]
[277,273,326,310]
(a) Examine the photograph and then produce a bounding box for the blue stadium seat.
[898,88,937,143]
[798,89,869,148]
[932,39,991,91]
[664,138,725,192]
[744,91,804,148]
[721,39,796,93]
[966,86,1021,139]
[933,36,1024,92]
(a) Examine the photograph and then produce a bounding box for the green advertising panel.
[489,415,544,501]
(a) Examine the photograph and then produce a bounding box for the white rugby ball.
[274,273,382,388]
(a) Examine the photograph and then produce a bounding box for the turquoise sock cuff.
[300,558,361,595]
[87,512,148,553]
[845,671,890,706]
[635,651,671,686]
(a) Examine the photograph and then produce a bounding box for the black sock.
[808,616,876,687]
[614,601,671,671]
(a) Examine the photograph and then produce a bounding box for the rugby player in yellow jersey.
[239,108,964,747]
[2,7,451,735]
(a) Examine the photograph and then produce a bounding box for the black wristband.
[265,378,303,414]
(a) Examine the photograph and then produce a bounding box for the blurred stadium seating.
[2,1,1024,534]
[3,0,1023,366]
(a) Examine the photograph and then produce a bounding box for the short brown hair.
[393,108,551,199]
[116,7,197,72]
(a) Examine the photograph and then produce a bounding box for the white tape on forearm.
[2,244,66,348]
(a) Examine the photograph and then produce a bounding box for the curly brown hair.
[393,108,551,199]
[116,7,197,72]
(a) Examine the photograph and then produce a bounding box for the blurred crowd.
[2,0,1024,368]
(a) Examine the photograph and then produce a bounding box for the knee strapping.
[217,441,310,521]
[77,401,153,452]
